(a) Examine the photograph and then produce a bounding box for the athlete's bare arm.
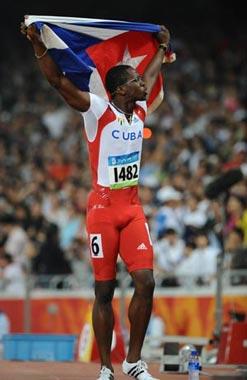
[142,25,170,97]
[21,22,90,112]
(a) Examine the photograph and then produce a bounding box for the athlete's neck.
[110,101,132,115]
[110,99,135,116]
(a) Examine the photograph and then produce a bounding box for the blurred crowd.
[0,30,247,293]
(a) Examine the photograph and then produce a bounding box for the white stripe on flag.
[25,15,129,26]
[49,23,126,40]
[41,25,68,49]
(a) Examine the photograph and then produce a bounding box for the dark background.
[0,1,246,45]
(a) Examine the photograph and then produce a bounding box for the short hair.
[165,228,177,235]
[105,65,133,95]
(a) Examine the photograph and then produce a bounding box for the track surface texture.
[0,361,242,380]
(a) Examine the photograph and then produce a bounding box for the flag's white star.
[118,46,147,68]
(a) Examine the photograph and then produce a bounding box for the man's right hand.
[20,19,90,112]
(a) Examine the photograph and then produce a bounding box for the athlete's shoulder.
[88,93,109,109]
[89,93,108,104]
[81,93,109,120]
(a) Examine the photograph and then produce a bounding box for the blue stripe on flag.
[58,21,161,33]
[48,48,92,91]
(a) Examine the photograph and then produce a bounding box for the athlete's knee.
[141,277,155,297]
[132,270,155,297]
[94,279,116,304]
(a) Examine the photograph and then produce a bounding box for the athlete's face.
[123,69,147,100]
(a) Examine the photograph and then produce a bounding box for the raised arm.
[142,25,170,97]
[21,22,90,112]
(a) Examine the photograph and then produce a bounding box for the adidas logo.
[137,243,147,250]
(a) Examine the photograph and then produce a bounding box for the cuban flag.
[25,15,175,113]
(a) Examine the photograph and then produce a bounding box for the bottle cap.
[191,350,198,355]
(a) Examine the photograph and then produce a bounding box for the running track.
[0,361,241,379]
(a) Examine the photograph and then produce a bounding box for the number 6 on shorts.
[90,234,104,258]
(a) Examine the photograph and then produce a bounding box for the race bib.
[108,151,140,189]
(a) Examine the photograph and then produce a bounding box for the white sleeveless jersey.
[81,93,147,190]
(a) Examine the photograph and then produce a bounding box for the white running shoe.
[97,366,114,380]
[122,359,159,380]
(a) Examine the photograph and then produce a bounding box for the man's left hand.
[155,25,170,46]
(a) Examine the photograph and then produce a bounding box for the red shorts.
[86,186,153,281]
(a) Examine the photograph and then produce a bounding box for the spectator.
[224,195,247,240]
[154,186,183,238]
[0,213,34,268]
[66,237,92,287]
[32,223,72,288]
[153,228,184,286]
[176,233,220,286]
[223,142,247,171]
[175,241,198,286]
[59,202,83,250]
[182,193,208,242]
[0,253,25,294]
[224,227,245,270]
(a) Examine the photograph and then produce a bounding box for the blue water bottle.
[188,350,200,380]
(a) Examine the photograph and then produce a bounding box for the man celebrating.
[21,20,170,380]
